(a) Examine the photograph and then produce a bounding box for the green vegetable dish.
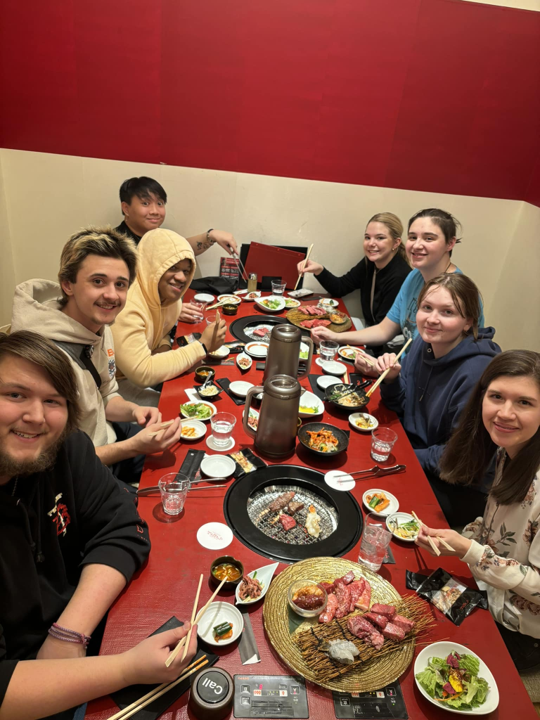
[416,651,489,710]
[181,402,212,419]
[261,298,282,309]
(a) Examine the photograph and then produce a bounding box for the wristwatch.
[200,341,208,355]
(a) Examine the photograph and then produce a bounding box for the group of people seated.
[1,181,539,718]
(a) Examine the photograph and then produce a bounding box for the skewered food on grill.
[268,491,295,512]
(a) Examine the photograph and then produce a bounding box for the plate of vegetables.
[298,391,324,418]
[414,642,498,714]
[180,401,216,421]
[362,489,399,517]
[255,295,286,313]
[197,601,244,647]
[386,512,420,542]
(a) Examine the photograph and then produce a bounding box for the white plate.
[197,522,234,550]
[414,642,499,715]
[298,391,324,418]
[180,401,217,422]
[236,352,253,371]
[235,562,279,605]
[349,412,379,433]
[194,293,215,303]
[285,298,301,309]
[318,298,339,308]
[217,294,241,305]
[317,375,341,390]
[200,454,236,478]
[245,341,269,358]
[255,295,286,313]
[324,470,355,492]
[208,345,230,359]
[321,360,347,376]
[197,601,244,646]
[386,512,419,542]
[234,289,248,295]
[244,290,262,301]
[338,346,361,361]
[362,489,399,517]
[288,288,312,298]
[180,420,207,441]
[229,380,254,398]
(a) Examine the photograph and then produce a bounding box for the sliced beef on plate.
[312,319,331,328]
[382,622,406,641]
[348,580,365,612]
[370,603,396,620]
[364,612,388,629]
[300,319,316,329]
[347,616,384,649]
[253,327,269,337]
[318,593,339,623]
[320,581,335,594]
[279,514,296,531]
[392,615,415,633]
[340,570,355,585]
[354,581,372,611]
[364,629,385,650]
[335,582,352,619]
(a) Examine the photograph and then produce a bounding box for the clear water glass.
[191,300,206,322]
[206,312,219,328]
[358,512,393,572]
[271,280,287,296]
[319,340,339,363]
[371,427,398,462]
[210,412,237,447]
[158,473,189,516]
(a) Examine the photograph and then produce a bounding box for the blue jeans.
[72,703,87,719]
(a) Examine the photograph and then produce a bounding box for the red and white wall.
[1,0,539,348]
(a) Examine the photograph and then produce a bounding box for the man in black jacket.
[0,331,196,720]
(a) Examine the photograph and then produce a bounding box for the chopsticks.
[232,251,249,284]
[211,308,221,348]
[165,577,227,667]
[137,484,227,496]
[182,574,203,661]
[147,419,175,439]
[411,510,454,554]
[294,243,314,291]
[366,338,412,397]
[108,655,208,720]
[347,346,377,368]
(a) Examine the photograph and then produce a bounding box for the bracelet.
[206,228,215,244]
[48,622,91,648]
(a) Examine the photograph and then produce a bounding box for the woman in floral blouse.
[417,350,540,671]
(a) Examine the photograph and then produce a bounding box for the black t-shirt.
[115,220,141,245]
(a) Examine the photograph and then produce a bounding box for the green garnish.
[181,402,212,419]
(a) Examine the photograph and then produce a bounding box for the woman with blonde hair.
[297,212,410,355]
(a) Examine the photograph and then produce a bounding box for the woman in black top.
[297,212,411,355]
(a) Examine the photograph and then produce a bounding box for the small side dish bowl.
[288,579,328,618]
[386,512,420,542]
[321,360,347,376]
[208,346,230,360]
[194,366,215,384]
[236,352,253,371]
[349,412,378,432]
[197,383,223,400]
[221,304,238,316]
[197,601,244,647]
[298,391,324,418]
[229,380,254,398]
[297,422,349,457]
[210,555,244,589]
[235,562,279,605]
[362,489,399,517]
[180,420,207,441]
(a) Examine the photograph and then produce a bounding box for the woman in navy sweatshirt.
[362,273,501,525]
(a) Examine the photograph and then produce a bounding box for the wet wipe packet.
[229,448,267,479]
[406,568,488,626]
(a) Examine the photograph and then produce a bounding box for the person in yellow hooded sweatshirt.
[112,228,227,405]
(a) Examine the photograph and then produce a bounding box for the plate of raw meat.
[286,305,352,333]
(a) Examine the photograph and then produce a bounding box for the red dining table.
[86,291,536,720]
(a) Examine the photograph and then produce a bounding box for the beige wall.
[460,0,540,10]
[0,148,537,351]
[0,154,15,331]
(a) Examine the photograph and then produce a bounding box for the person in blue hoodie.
[360,273,500,526]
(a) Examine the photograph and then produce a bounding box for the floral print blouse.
[462,458,540,637]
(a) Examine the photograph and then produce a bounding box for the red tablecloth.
[87,292,535,719]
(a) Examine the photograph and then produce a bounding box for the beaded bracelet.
[48,622,91,649]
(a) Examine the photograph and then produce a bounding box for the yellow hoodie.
[112,228,206,387]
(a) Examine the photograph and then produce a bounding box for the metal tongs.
[137,477,228,496]
[327,379,371,401]
[349,464,406,481]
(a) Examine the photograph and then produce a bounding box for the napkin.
[178,449,205,479]
[238,611,261,665]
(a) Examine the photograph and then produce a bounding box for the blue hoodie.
[380,328,500,478]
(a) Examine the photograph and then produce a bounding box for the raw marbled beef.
[318,594,338,623]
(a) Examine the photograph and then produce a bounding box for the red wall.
[1,0,539,206]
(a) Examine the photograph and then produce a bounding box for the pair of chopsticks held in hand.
[412,510,453,556]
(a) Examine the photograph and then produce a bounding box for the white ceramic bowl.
[244,290,262,301]
[197,601,244,647]
[217,294,241,305]
[317,298,338,309]
[386,512,419,542]
[180,420,207,441]
[317,375,341,390]
[362,489,399,517]
[349,412,379,433]
[235,562,279,605]
[255,295,286,313]
[285,298,301,309]
[414,642,499,715]
[236,352,253,371]
[229,380,254,398]
[180,401,217,422]
[338,346,360,362]
[208,345,230,359]
[321,360,347,376]
[200,454,236,478]
[298,391,324,418]
[245,341,269,358]
[194,293,215,303]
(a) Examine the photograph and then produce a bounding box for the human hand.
[311,326,337,345]
[179,302,204,324]
[121,623,198,686]
[129,417,182,456]
[201,319,227,353]
[132,406,161,427]
[37,634,86,660]
[296,259,323,276]
[353,352,380,378]
[416,525,471,559]
[209,230,238,255]
[374,353,401,383]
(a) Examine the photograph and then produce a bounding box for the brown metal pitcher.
[263,324,314,383]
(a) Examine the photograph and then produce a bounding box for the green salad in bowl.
[180,402,214,420]
[415,650,491,711]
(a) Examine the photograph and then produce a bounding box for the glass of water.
[191,300,206,322]
[158,473,189,516]
[358,513,393,572]
[319,340,339,363]
[271,280,287,296]
[371,427,398,462]
[210,412,236,448]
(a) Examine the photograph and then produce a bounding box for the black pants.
[497,622,540,672]
[427,474,488,528]
[110,422,146,487]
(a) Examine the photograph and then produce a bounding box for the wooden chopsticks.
[412,510,453,554]
[210,308,221,349]
[366,338,412,397]
[182,574,203,661]
[294,243,314,291]
[347,346,377,368]
[108,655,208,720]
[147,419,175,439]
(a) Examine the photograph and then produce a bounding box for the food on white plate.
[416,650,489,710]
[180,402,213,419]
[285,298,301,308]
[355,415,375,429]
[365,492,390,514]
[305,505,321,538]
[238,574,263,601]
[181,426,199,438]
[259,297,284,310]
[320,639,360,666]
[208,345,229,358]
[247,408,259,430]
[299,403,320,414]
[388,516,420,540]
[238,356,252,368]
[231,450,255,473]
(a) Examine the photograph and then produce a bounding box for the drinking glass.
[319,340,339,363]
[358,512,393,572]
[158,473,189,516]
[370,427,398,462]
[210,412,237,448]
[271,280,287,296]
[191,300,206,322]
[206,313,219,328]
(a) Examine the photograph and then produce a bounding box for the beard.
[0,429,68,480]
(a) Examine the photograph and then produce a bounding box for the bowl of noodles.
[324,383,370,413]
[297,422,349,457]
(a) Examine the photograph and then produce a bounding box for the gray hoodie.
[11,279,120,446]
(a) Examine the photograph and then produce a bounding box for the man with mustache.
[10,227,182,484]
[111,228,226,405]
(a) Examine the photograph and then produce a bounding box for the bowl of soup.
[210,556,244,589]
[194,366,216,384]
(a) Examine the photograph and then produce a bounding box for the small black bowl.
[194,366,216,384]
[298,421,349,457]
[210,555,244,589]
[197,383,223,400]
[221,304,239,316]
[324,383,370,413]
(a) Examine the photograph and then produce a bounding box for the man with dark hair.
[0,331,196,720]
[11,227,182,484]
[116,176,240,322]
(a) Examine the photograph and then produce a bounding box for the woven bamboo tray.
[263,556,415,692]
[286,309,352,333]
